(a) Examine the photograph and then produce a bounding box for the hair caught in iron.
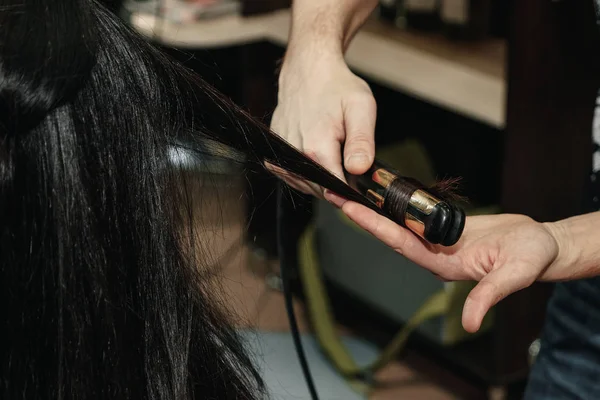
[0,0,466,398]
[343,160,466,246]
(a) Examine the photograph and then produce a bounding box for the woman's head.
[1,1,265,398]
[1,0,430,397]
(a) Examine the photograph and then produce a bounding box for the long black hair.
[1,0,436,398]
[0,1,269,398]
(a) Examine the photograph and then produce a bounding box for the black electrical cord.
[146,2,319,395]
[276,184,320,400]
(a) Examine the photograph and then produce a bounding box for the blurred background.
[116,1,599,398]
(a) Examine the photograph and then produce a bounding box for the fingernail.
[345,153,369,167]
[324,189,347,208]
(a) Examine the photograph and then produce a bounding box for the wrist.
[283,33,345,71]
[542,220,581,281]
[286,0,374,58]
[277,44,347,92]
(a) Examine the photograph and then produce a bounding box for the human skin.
[325,190,600,334]
[270,0,379,197]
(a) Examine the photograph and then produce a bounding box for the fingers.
[462,262,536,333]
[270,72,375,194]
[323,189,347,208]
[340,200,443,273]
[342,93,376,175]
[271,107,345,197]
[266,116,318,196]
[304,134,345,187]
[341,201,414,250]
[264,161,321,198]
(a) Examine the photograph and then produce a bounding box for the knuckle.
[354,78,373,94]
[305,120,343,143]
[349,83,376,103]
[346,135,373,148]
[393,246,405,256]
[371,216,383,238]
[347,91,374,108]
[363,93,377,111]
[302,146,325,162]
[327,123,346,142]
[391,233,410,256]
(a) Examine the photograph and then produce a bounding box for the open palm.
[325,192,560,333]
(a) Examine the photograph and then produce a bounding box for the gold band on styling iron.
[345,164,465,246]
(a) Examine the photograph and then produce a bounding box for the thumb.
[462,262,537,333]
[342,94,376,175]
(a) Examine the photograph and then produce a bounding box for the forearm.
[286,0,378,60]
[545,211,600,280]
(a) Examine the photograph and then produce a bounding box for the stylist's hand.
[270,50,377,198]
[325,193,561,333]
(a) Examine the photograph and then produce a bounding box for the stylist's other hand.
[325,193,561,334]
[270,48,376,198]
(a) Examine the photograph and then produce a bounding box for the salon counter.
[130,8,506,129]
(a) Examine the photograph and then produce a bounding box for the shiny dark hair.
[0,1,267,398]
[1,0,457,398]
